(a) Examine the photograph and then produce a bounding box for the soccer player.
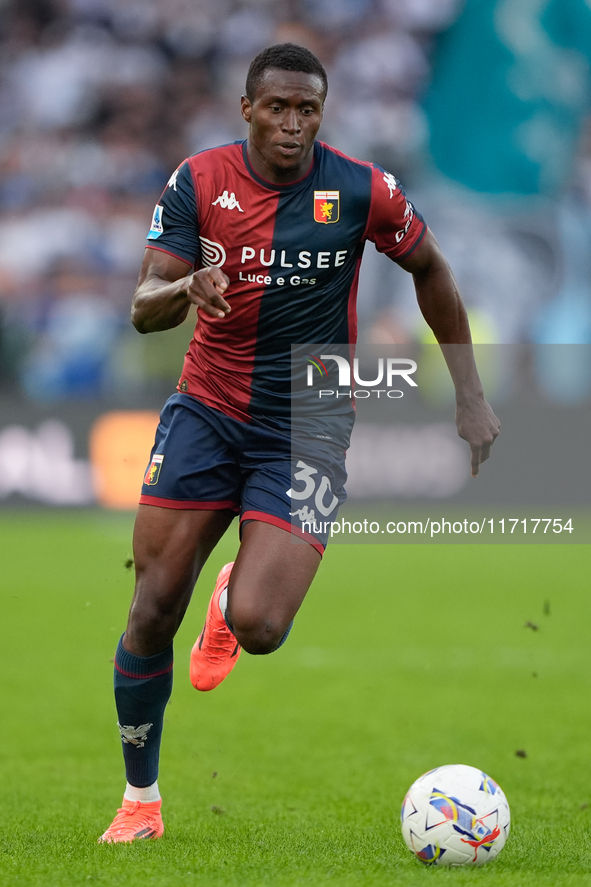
[99,43,499,842]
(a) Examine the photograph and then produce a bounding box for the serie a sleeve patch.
[145,161,199,264]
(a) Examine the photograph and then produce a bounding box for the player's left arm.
[398,229,500,477]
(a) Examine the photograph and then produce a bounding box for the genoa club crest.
[314,191,340,224]
[144,454,163,485]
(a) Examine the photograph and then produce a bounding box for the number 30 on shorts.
[286,460,339,517]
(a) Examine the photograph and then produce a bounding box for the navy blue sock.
[114,636,173,788]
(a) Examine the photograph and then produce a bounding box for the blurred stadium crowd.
[0,0,590,403]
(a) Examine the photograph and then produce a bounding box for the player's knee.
[229,610,285,655]
[128,586,189,642]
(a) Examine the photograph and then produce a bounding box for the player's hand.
[184,267,231,319]
[455,396,500,477]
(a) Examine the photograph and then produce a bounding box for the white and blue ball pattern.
[400,764,510,866]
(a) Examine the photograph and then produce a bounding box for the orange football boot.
[98,798,163,843]
[190,562,241,691]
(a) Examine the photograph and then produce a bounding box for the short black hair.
[245,43,328,102]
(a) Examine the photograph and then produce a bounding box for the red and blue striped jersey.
[146,139,426,424]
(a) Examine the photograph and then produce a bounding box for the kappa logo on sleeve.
[147,205,164,239]
[144,454,164,485]
[383,173,399,198]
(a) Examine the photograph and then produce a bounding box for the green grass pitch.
[1,510,590,886]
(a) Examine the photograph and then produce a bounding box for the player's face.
[241,68,325,184]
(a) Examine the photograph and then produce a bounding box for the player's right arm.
[132,158,231,333]
[131,250,231,333]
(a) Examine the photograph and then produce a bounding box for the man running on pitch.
[99,43,499,843]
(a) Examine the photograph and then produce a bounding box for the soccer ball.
[400,764,510,867]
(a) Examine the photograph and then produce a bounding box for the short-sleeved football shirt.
[146,139,426,425]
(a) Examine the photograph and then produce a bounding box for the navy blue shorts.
[139,393,347,553]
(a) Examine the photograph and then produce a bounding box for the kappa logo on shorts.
[314,191,340,224]
[144,454,164,485]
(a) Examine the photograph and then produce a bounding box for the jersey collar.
[241,140,318,191]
